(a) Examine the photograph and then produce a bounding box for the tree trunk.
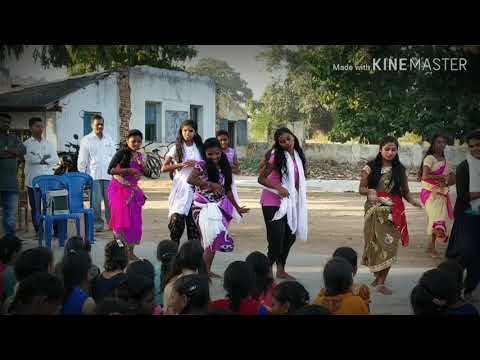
[118,67,132,143]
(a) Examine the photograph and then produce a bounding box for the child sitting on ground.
[169,274,210,315]
[318,247,371,309]
[2,247,54,314]
[270,281,310,315]
[245,251,275,311]
[313,257,369,315]
[61,250,96,315]
[209,261,267,315]
[163,241,208,314]
[9,272,64,315]
[54,236,100,286]
[155,240,178,307]
[96,297,132,315]
[437,260,479,315]
[91,239,128,303]
[116,273,156,315]
[410,268,457,316]
[0,235,22,304]
[126,258,162,314]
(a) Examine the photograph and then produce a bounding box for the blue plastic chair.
[62,172,95,244]
[32,175,82,249]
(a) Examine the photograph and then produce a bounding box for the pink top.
[260,152,299,207]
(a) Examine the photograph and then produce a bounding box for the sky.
[5,45,280,100]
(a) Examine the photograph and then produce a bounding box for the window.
[145,102,162,142]
[236,120,248,146]
[165,110,189,143]
[190,105,203,137]
[83,112,101,136]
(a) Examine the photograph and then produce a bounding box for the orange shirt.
[313,292,369,315]
[318,283,371,309]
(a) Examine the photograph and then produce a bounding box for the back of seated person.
[270,281,310,315]
[313,257,369,315]
[0,235,22,303]
[169,274,210,315]
[91,239,129,303]
[9,272,64,315]
[62,250,96,315]
[96,297,132,315]
[209,261,266,315]
[116,273,156,315]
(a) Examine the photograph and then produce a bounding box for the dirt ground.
[124,179,445,269]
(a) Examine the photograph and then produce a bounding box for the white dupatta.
[168,143,202,218]
[263,150,308,241]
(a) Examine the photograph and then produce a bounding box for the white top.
[77,132,116,180]
[23,137,60,188]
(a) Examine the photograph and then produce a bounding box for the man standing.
[77,115,116,232]
[0,113,26,237]
[24,117,59,236]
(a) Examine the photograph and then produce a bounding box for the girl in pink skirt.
[108,129,150,260]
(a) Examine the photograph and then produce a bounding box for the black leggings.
[262,206,296,267]
[168,208,199,244]
[27,187,39,233]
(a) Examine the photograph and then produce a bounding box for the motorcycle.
[54,134,80,175]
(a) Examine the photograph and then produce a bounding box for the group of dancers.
[105,120,480,297]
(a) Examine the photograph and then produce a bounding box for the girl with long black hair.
[161,120,204,244]
[359,136,421,295]
[187,138,249,278]
[258,127,308,280]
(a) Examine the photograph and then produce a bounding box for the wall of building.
[57,74,119,151]
[129,66,216,145]
[243,142,469,168]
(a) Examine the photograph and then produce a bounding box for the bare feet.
[208,271,222,279]
[426,247,441,259]
[276,271,296,280]
[376,285,393,295]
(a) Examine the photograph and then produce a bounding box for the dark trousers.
[27,187,40,233]
[168,208,199,244]
[262,206,296,267]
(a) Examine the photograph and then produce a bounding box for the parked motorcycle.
[54,134,80,175]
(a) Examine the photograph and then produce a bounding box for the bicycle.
[144,141,175,179]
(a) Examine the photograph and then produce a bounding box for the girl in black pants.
[258,127,307,280]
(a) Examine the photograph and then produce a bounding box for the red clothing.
[209,298,262,315]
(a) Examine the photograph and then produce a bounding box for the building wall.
[129,66,216,145]
[57,74,119,151]
[244,142,469,168]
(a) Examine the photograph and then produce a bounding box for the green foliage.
[30,45,197,75]
[187,57,253,104]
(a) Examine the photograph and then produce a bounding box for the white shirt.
[77,132,116,181]
[23,137,60,188]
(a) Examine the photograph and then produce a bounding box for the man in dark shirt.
[0,113,26,236]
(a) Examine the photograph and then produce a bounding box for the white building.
[0,66,216,151]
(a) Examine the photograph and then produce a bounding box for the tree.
[0,45,197,139]
[187,57,253,104]
[256,45,480,144]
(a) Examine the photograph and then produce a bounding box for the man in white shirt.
[24,117,59,235]
[77,115,116,232]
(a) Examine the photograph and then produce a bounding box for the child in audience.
[117,273,156,315]
[3,247,55,314]
[163,241,208,314]
[91,239,128,303]
[313,257,369,315]
[245,251,275,310]
[437,260,479,315]
[9,272,64,315]
[126,258,155,281]
[410,268,457,316]
[55,236,100,285]
[0,235,22,303]
[155,240,178,306]
[96,297,132,315]
[169,274,210,315]
[209,261,267,315]
[318,247,371,309]
[270,281,310,315]
[61,250,96,315]
[295,304,332,315]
